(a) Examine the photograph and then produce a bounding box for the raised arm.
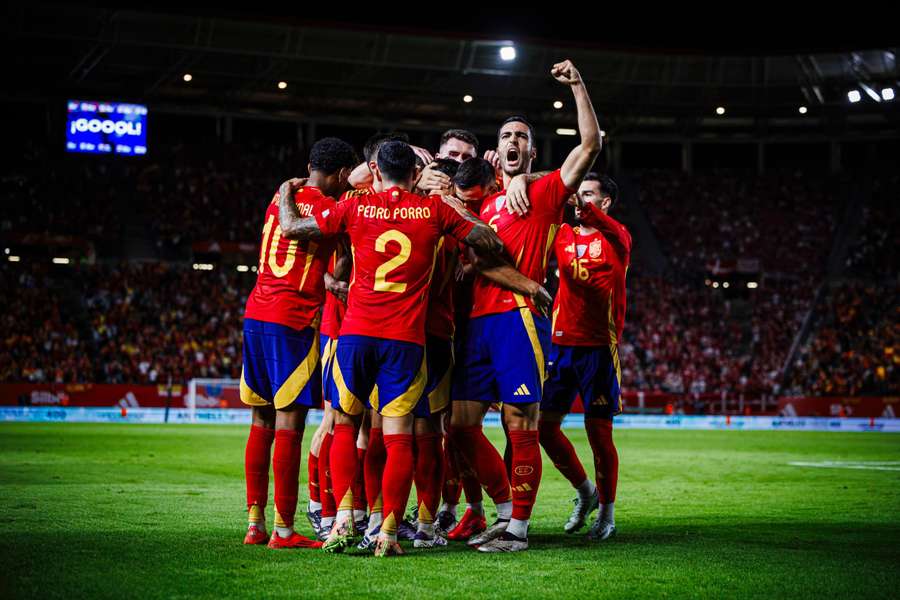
[278,178,324,240]
[556,60,602,190]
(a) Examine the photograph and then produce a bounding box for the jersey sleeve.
[580,204,632,259]
[315,197,354,236]
[436,196,477,243]
[529,169,576,215]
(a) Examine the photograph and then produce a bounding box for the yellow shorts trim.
[272,333,321,410]
[239,368,268,407]
[380,351,428,418]
[427,351,454,415]
[333,341,365,416]
[519,307,546,384]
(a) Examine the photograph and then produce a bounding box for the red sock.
[586,418,618,504]
[414,432,443,524]
[539,420,587,488]
[273,429,303,527]
[307,451,320,503]
[381,433,414,535]
[245,425,275,510]
[352,448,367,512]
[450,425,510,504]
[509,429,542,521]
[441,433,462,506]
[319,432,336,519]
[365,427,386,514]
[329,424,358,513]
[461,470,484,504]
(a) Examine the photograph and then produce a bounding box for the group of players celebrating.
[239,60,631,557]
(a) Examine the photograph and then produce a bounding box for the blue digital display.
[66,100,148,155]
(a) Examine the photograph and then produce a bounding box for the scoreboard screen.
[66,100,148,155]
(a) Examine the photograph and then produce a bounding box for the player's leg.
[413,414,446,547]
[448,316,512,544]
[317,413,336,539]
[437,411,462,532]
[585,345,622,542]
[477,308,550,553]
[244,405,275,544]
[307,334,336,534]
[321,334,373,553]
[352,412,369,534]
[539,345,598,533]
[266,322,323,549]
[372,338,427,557]
[240,318,276,544]
[358,408,385,550]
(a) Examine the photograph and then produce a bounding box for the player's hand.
[411,145,434,166]
[505,174,531,216]
[529,283,553,317]
[327,279,349,304]
[551,59,583,86]
[440,193,467,214]
[278,177,308,199]
[483,149,502,176]
[419,163,451,194]
[454,261,474,282]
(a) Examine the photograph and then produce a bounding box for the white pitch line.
[788,461,900,472]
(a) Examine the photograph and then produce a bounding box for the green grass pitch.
[1,423,899,599]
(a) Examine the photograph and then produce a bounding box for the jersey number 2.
[374,230,411,293]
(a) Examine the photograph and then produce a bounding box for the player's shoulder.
[339,186,376,202]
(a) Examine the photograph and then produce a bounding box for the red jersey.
[315,186,476,345]
[471,170,574,318]
[552,205,632,346]
[320,187,375,339]
[425,239,460,340]
[244,186,336,331]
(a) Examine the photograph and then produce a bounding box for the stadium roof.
[5,4,900,140]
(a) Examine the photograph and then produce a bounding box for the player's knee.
[252,405,276,429]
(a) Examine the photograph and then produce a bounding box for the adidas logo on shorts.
[513,384,531,397]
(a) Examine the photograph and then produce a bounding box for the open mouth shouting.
[504,146,521,170]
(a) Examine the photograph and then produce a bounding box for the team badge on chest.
[589,239,603,259]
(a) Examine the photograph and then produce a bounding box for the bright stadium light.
[251,266,258,273]
[860,83,882,102]
[183,73,193,82]
[799,106,808,114]
[556,128,577,136]
[883,88,895,101]
[499,46,517,61]
[236,265,249,272]
[8,255,20,262]
[705,279,712,286]
[715,106,725,115]
[712,282,720,288]
[52,257,70,265]
[277,81,287,90]
[3,248,8,254]
[463,94,473,103]
[599,130,607,138]
[747,281,759,289]
[848,90,861,103]
[723,281,730,289]
[192,263,214,271]
[553,100,563,109]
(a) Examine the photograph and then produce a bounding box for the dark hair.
[453,158,495,190]
[584,172,618,205]
[497,116,535,142]
[431,158,461,179]
[440,129,479,153]
[363,131,409,163]
[376,141,417,181]
[308,137,358,175]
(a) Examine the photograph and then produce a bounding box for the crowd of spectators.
[786,281,899,396]
[0,262,247,385]
[635,170,840,275]
[843,174,899,280]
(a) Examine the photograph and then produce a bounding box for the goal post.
[186,377,240,423]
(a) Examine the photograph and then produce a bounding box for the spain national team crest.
[589,239,603,259]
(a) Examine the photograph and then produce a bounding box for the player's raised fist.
[551,60,582,86]
[278,177,308,199]
[483,149,502,176]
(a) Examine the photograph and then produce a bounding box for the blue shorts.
[451,308,550,405]
[331,334,427,417]
[541,344,622,419]
[240,318,321,410]
[320,334,338,406]
[413,335,454,418]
